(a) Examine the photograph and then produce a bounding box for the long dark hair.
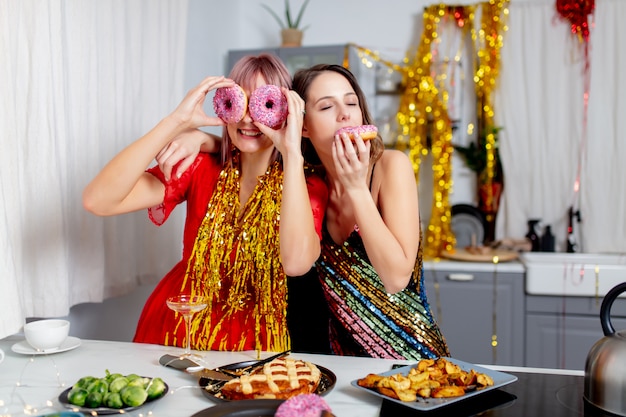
[221,53,292,166]
[292,64,385,165]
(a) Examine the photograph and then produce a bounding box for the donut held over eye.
[213,84,247,124]
[248,84,289,129]
[335,125,378,141]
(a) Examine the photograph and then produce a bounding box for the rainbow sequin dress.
[316,228,450,360]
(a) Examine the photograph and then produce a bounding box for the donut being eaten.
[335,125,378,141]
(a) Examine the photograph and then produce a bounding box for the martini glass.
[166,294,208,359]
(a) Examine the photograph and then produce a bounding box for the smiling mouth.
[239,129,263,138]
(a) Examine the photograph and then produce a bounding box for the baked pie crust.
[220,357,321,400]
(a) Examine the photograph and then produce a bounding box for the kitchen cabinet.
[423,261,525,366]
[228,45,352,76]
[525,295,626,370]
[227,45,348,75]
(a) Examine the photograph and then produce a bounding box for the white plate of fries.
[351,357,517,411]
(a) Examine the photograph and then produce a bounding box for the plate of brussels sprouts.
[58,370,168,415]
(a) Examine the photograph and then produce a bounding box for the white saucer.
[11,336,81,355]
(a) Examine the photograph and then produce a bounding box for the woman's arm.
[82,76,232,216]
[257,89,324,276]
[335,136,419,293]
[359,151,420,292]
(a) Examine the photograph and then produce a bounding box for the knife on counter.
[159,354,234,381]
[159,349,291,381]
[213,349,291,377]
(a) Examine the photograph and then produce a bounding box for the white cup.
[24,319,70,352]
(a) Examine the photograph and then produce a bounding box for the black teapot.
[584,282,626,416]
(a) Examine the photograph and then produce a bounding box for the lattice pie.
[220,357,322,400]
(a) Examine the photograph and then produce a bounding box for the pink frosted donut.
[335,125,378,141]
[275,394,333,417]
[213,84,247,124]
[248,84,288,129]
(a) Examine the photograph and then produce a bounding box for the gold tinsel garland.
[175,156,289,353]
[473,0,510,218]
[345,1,508,258]
[400,5,463,258]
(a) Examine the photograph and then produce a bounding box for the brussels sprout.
[120,385,148,407]
[105,371,124,383]
[125,373,141,382]
[73,376,96,390]
[109,376,129,393]
[85,391,103,408]
[146,377,166,400]
[104,392,124,409]
[87,379,109,396]
[128,376,150,389]
[67,387,88,407]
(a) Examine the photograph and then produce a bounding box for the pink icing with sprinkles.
[213,85,247,124]
[248,84,288,129]
[275,394,332,417]
[335,125,378,139]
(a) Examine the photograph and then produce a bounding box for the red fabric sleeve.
[146,157,204,226]
[305,174,328,240]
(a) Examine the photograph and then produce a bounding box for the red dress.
[133,153,327,351]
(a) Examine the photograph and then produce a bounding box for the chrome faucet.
[566,206,581,253]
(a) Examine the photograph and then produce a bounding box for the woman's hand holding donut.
[332,130,372,193]
[155,76,233,180]
[170,76,234,130]
[255,88,306,160]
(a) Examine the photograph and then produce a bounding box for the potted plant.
[261,0,311,47]
[453,126,503,182]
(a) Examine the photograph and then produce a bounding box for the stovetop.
[379,371,618,417]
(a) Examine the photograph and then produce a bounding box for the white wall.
[181,0,465,90]
[64,0,502,341]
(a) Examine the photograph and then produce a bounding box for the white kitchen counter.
[0,336,580,417]
[424,258,525,274]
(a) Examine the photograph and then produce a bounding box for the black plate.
[191,399,283,417]
[58,379,168,415]
[451,204,486,248]
[199,360,336,402]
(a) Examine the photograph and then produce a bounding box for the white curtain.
[0,0,188,339]
[495,0,626,253]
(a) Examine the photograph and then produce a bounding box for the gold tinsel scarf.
[181,156,288,352]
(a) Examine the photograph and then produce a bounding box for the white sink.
[522,253,626,297]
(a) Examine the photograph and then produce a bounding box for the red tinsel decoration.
[556,0,595,43]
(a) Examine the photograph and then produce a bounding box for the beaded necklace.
[183,155,288,352]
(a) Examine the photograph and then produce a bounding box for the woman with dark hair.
[291,64,449,360]
[82,54,327,352]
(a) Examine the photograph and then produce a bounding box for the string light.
[491,254,500,363]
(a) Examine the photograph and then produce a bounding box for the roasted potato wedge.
[356,358,495,402]
[432,385,466,398]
